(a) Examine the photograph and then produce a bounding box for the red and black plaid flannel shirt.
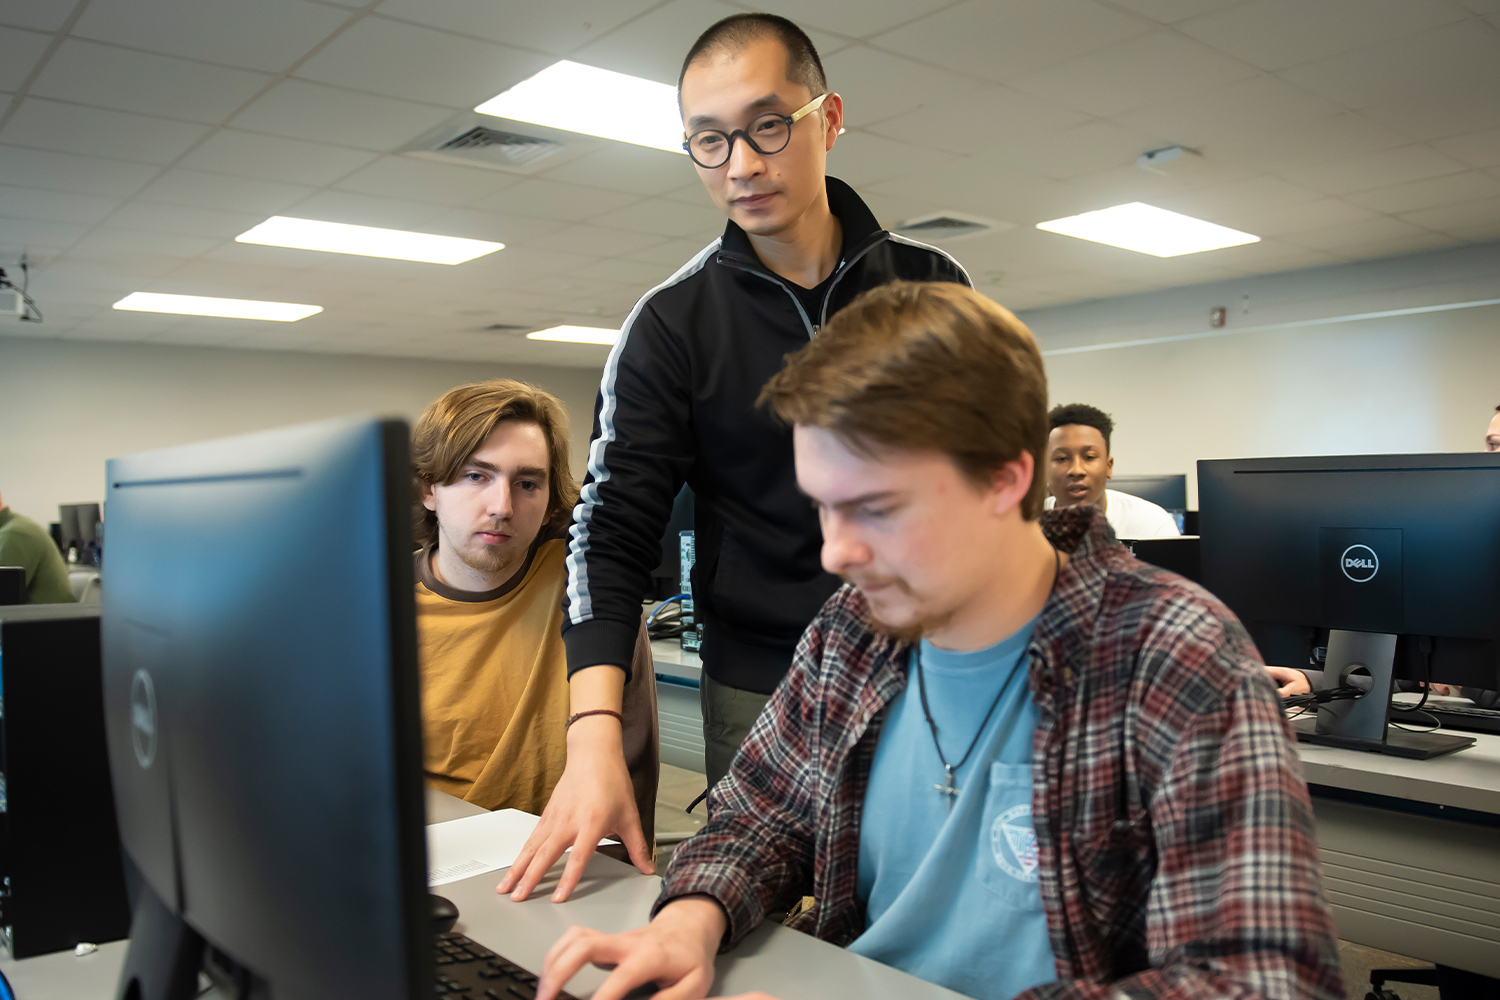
[657,505,1343,1000]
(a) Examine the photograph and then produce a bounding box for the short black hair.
[678,13,827,98]
[1048,403,1114,453]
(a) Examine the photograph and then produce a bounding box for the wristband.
[566,709,623,728]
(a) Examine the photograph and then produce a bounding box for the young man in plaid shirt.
[538,282,1343,1000]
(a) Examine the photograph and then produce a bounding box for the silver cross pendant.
[934,765,959,813]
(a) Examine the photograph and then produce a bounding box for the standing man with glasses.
[498,13,970,903]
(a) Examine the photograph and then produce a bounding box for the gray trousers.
[700,674,773,791]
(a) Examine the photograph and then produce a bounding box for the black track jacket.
[562,177,971,694]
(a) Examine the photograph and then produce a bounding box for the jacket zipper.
[719,230,890,337]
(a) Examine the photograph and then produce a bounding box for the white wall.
[0,337,604,527]
[1019,241,1500,507]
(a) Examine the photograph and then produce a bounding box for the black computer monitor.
[101,416,428,1000]
[1110,474,1187,511]
[649,485,694,601]
[1199,453,1500,757]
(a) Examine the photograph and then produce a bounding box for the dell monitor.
[101,416,429,1000]
[1199,453,1500,758]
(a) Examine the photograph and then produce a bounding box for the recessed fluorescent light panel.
[475,61,685,155]
[235,217,503,265]
[112,292,322,322]
[526,325,619,345]
[1035,202,1259,257]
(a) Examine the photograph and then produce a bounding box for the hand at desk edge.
[537,895,731,1000]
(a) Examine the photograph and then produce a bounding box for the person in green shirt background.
[0,490,76,604]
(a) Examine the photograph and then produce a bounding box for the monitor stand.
[1295,629,1475,760]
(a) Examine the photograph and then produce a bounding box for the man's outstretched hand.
[1265,665,1311,698]
[537,896,726,1000]
[497,714,654,902]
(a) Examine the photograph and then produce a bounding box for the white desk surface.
[650,638,702,683]
[1290,716,1500,815]
[2,787,963,1000]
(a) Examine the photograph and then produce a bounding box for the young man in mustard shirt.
[412,379,658,857]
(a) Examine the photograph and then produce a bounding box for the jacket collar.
[718,176,883,266]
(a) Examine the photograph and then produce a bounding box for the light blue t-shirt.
[849,618,1055,1000]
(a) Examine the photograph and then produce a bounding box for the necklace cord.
[915,544,1061,777]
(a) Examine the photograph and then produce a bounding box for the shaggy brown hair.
[410,379,577,549]
[759,280,1050,519]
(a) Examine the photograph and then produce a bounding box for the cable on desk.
[1281,685,1364,712]
[647,594,689,641]
[1391,635,1436,715]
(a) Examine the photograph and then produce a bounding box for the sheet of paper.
[426,808,542,886]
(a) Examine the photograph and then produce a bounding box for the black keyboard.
[434,930,578,1000]
[1421,704,1500,735]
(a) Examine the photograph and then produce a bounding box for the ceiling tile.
[107,202,267,239]
[1213,196,1375,236]
[371,0,658,56]
[1345,170,1500,214]
[0,216,89,254]
[1151,174,1326,217]
[1398,194,1500,232]
[1212,112,1411,174]
[1112,74,1341,150]
[1434,128,1500,168]
[65,228,223,261]
[0,27,52,91]
[0,143,159,197]
[1010,30,1258,119]
[822,45,983,130]
[590,197,727,239]
[869,160,1084,226]
[864,85,1088,155]
[1176,0,1470,73]
[1279,20,1500,110]
[824,130,962,187]
[0,183,119,225]
[1360,85,1500,143]
[1278,214,1437,251]
[732,0,954,40]
[135,169,316,214]
[539,144,696,196]
[29,40,273,124]
[870,0,1154,85]
[1457,0,1500,11]
[71,0,351,73]
[332,156,520,206]
[571,257,675,287]
[415,207,560,245]
[984,120,1173,181]
[1104,0,1248,24]
[1283,143,1469,195]
[0,97,209,164]
[231,80,456,152]
[525,223,666,258]
[294,17,552,109]
[472,178,642,222]
[178,130,378,186]
[278,190,447,230]
[0,0,75,31]
[569,0,753,84]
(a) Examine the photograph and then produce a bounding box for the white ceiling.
[3,0,1500,366]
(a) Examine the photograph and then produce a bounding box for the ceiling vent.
[894,211,1012,243]
[402,114,592,175]
[439,127,562,167]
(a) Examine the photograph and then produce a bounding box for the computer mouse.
[430,894,459,934]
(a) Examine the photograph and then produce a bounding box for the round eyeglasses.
[682,93,829,169]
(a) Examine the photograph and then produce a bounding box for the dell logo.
[130,668,157,770]
[1340,544,1379,583]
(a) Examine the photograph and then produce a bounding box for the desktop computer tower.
[0,604,133,957]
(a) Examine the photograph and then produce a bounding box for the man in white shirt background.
[1043,402,1180,540]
